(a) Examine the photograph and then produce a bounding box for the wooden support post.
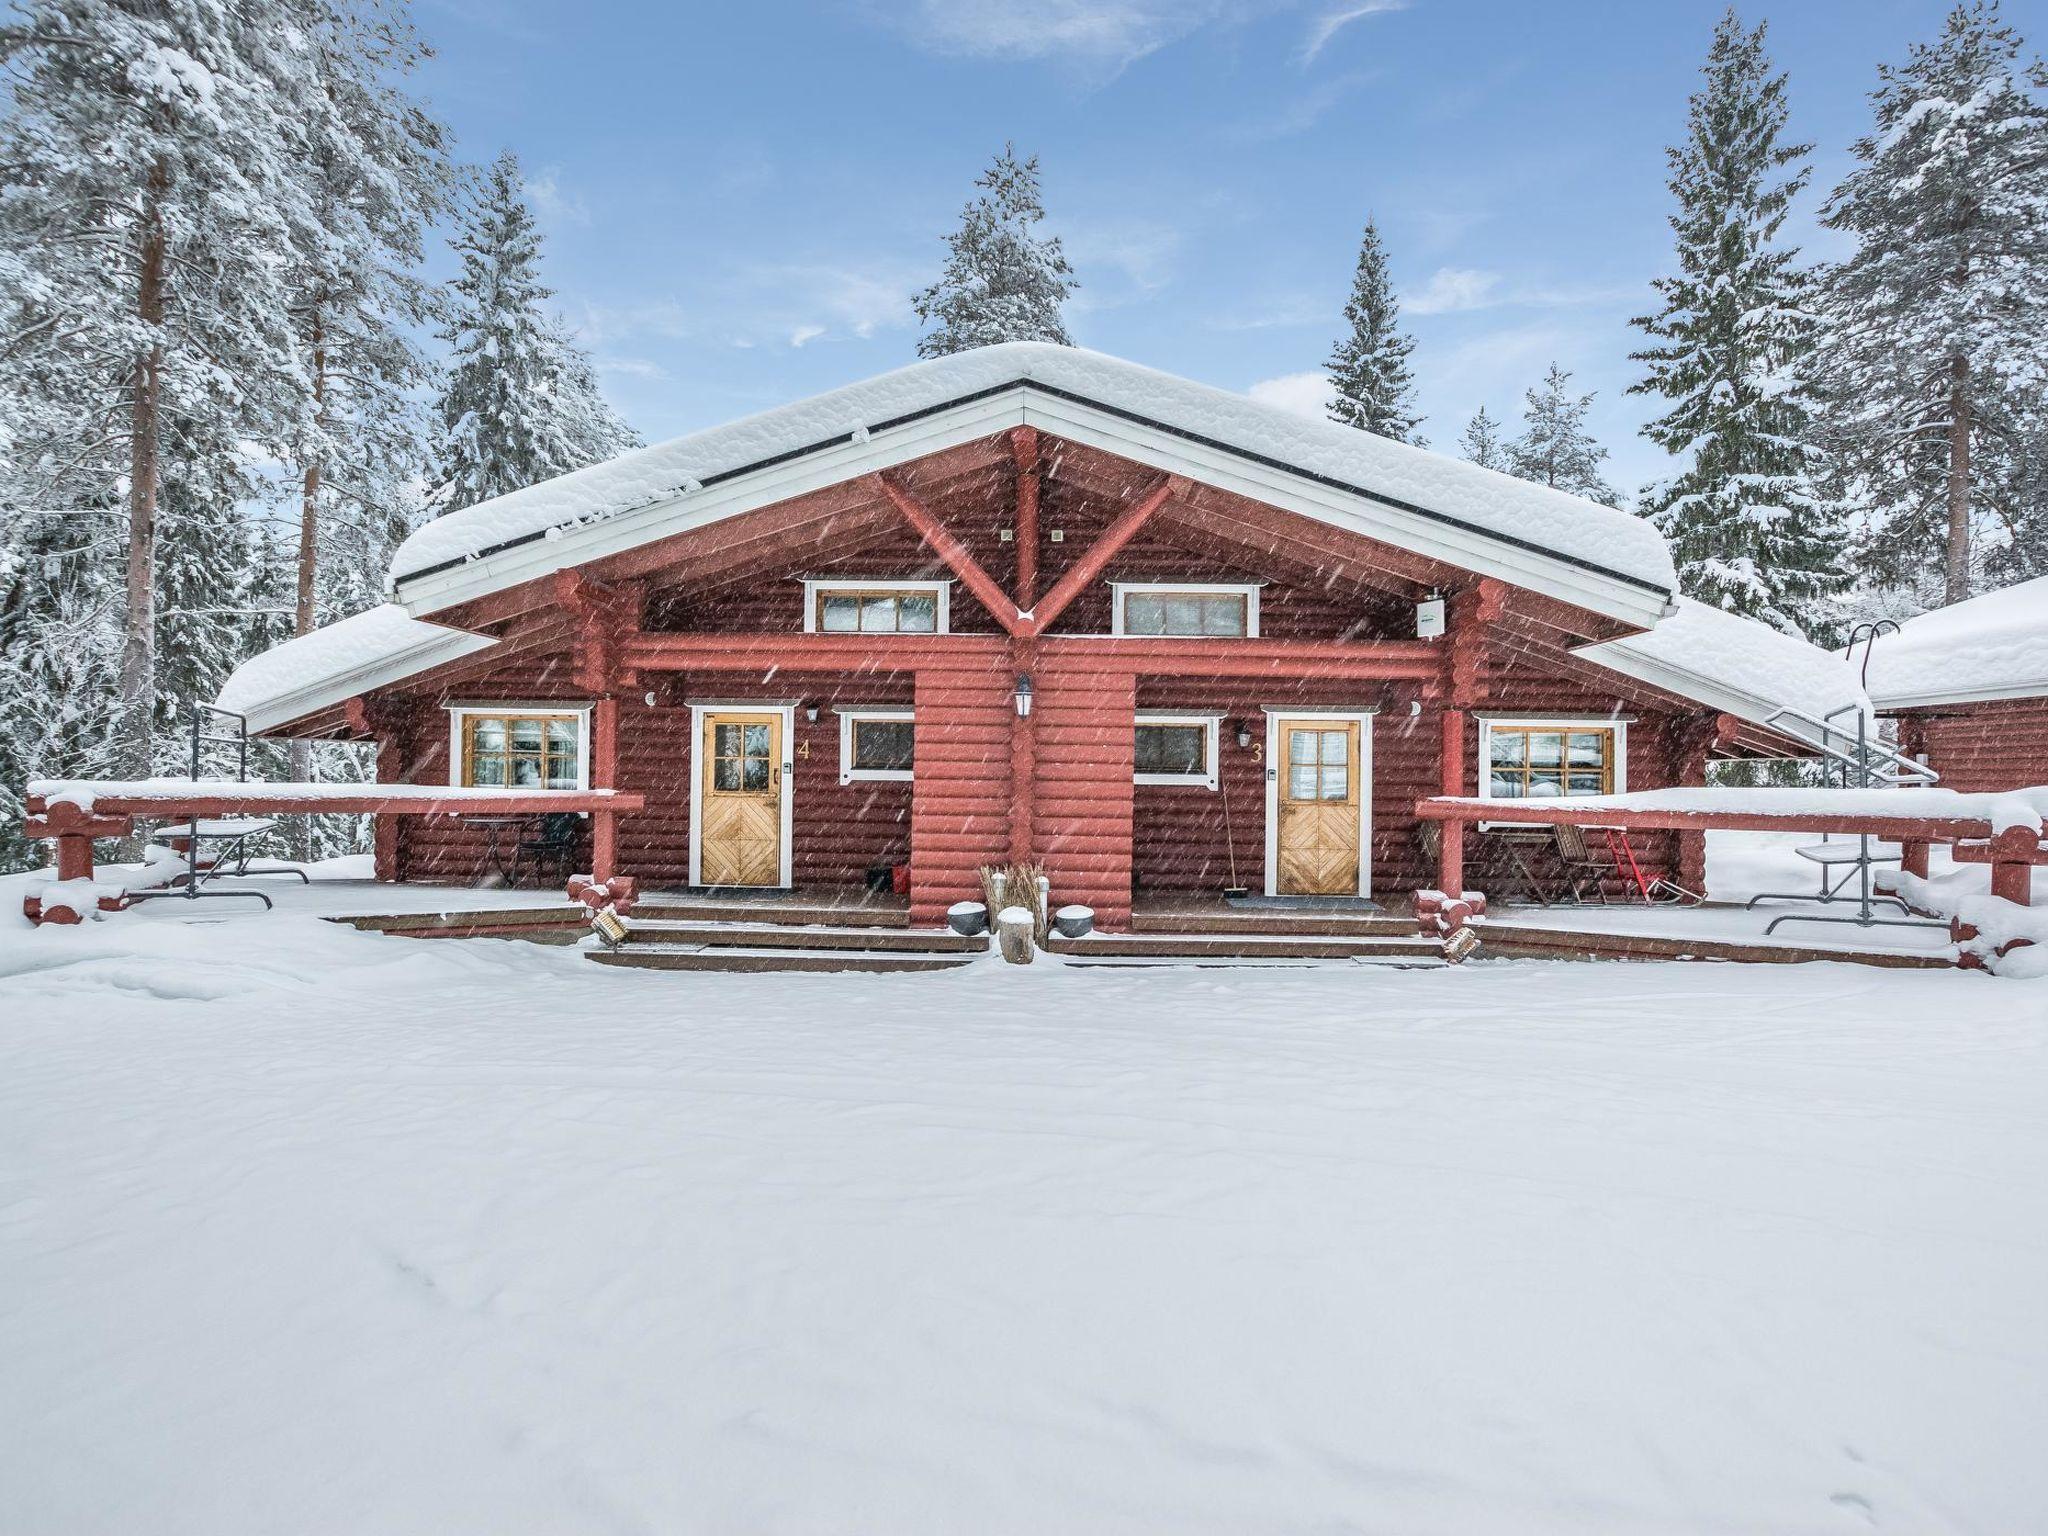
[1990,828,2037,906]
[1438,818,1464,903]
[1009,637,1036,865]
[1009,426,1039,610]
[347,694,413,883]
[1440,709,1465,797]
[591,693,621,884]
[1901,839,1931,881]
[55,833,95,883]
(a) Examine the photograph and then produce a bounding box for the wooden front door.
[699,712,783,887]
[1275,719,1361,896]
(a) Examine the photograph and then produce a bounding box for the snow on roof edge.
[1574,598,1870,750]
[388,343,1678,604]
[1858,575,2048,710]
[214,605,496,736]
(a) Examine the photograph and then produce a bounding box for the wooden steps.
[627,899,909,928]
[1048,931,1444,962]
[1128,908,1412,938]
[591,909,983,973]
[590,947,973,974]
[621,922,984,953]
[1475,920,1954,970]
[332,906,587,942]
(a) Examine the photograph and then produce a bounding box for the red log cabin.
[217,343,1866,927]
[1861,574,2048,794]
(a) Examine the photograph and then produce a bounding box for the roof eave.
[390,381,1676,633]
[223,630,498,737]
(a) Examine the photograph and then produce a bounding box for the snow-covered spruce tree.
[914,143,1078,357]
[1458,407,1511,472]
[1631,9,1847,643]
[1324,219,1422,442]
[429,151,640,515]
[0,2,316,780]
[1818,0,2048,604]
[1509,365,1620,506]
[285,0,454,633]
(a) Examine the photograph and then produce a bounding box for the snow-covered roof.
[389,342,1678,628]
[213,605,496,734]
[1573,597,1871,749]
[1860,576,2048,710]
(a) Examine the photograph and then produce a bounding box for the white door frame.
[1262,709,1375,898]
[688,701,796,888]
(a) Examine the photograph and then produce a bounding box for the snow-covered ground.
[3,838,2046,1533]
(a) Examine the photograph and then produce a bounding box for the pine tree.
[429,151,641,515]
[1510,365,1620,506]
[0,1,318,780]
[1459,407,1511,472]
[285,0,454,633]
[914,144,1078,357]
[1324,219,1422,442]
[1631,9,1847,642]
[1818,0,2048,604]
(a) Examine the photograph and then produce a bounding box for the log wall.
[1895,697,2048,794]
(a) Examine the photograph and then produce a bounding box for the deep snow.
[3,894,2046,1533]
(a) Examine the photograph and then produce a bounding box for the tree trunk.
[289,310,325,858]
[1944,352,1972,605]
[118,161,169,786]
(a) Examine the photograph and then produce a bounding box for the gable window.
[449,706,590,789]
[1133,713,1220,789]
[803,580,950,635]
[1479,720,1624,801]
[839,708,915,782]
[1112,583,1260,638]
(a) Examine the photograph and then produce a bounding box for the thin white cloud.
[788,324,826,349]
[1246,370,1331,420]
[595,356,668,380]
[866,0,1259,73]
[1300,0,1408,65]
[523,167,588,227]
[1406,266,1501,315]
[1227,69,1376,141]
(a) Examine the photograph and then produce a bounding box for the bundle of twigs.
[977,860,1049,944]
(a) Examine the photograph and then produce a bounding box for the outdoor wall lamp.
[1235,720,1253,749]
[804,702,820,723]
[1014,673,1034,718]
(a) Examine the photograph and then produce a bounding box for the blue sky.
[414,0,2042,493]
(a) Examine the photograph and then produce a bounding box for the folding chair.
[510,813,581,888]
[1551,824,1612,905]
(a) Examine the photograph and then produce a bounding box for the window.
[1113,583,1259,638]
[1480,721,1623,801]
[839,709,915,782]
[1133,714,1220,789]
[804,580,949,635]
[451,708,588,789]
[1285,726,1353,802]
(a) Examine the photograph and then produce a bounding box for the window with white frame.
[803,579,950,635]
[1112,583,1259,638]
[447,705,591,789]
[1133,713,1220,789]
[838,708,915,782]
[1478,718,1626,801]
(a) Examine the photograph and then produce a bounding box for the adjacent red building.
[1862,575,2048,794]
[218,344,1863,927]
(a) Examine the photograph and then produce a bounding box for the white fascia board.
[1569,640,1845,747]
[393,395,1026,616]
[1017,390,1675,631]
[1873,680,2048,711]
[392,382,1673,631]
[237,631,499,736]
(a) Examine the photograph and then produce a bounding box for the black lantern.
[1013,673,1034,718]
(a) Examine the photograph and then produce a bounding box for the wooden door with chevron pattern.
[1275,719,1361,896]
[700,712,783,886]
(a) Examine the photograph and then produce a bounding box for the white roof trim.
[216,613,497,736]
[389,356,1677,630]
[1875,680,2048,711]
